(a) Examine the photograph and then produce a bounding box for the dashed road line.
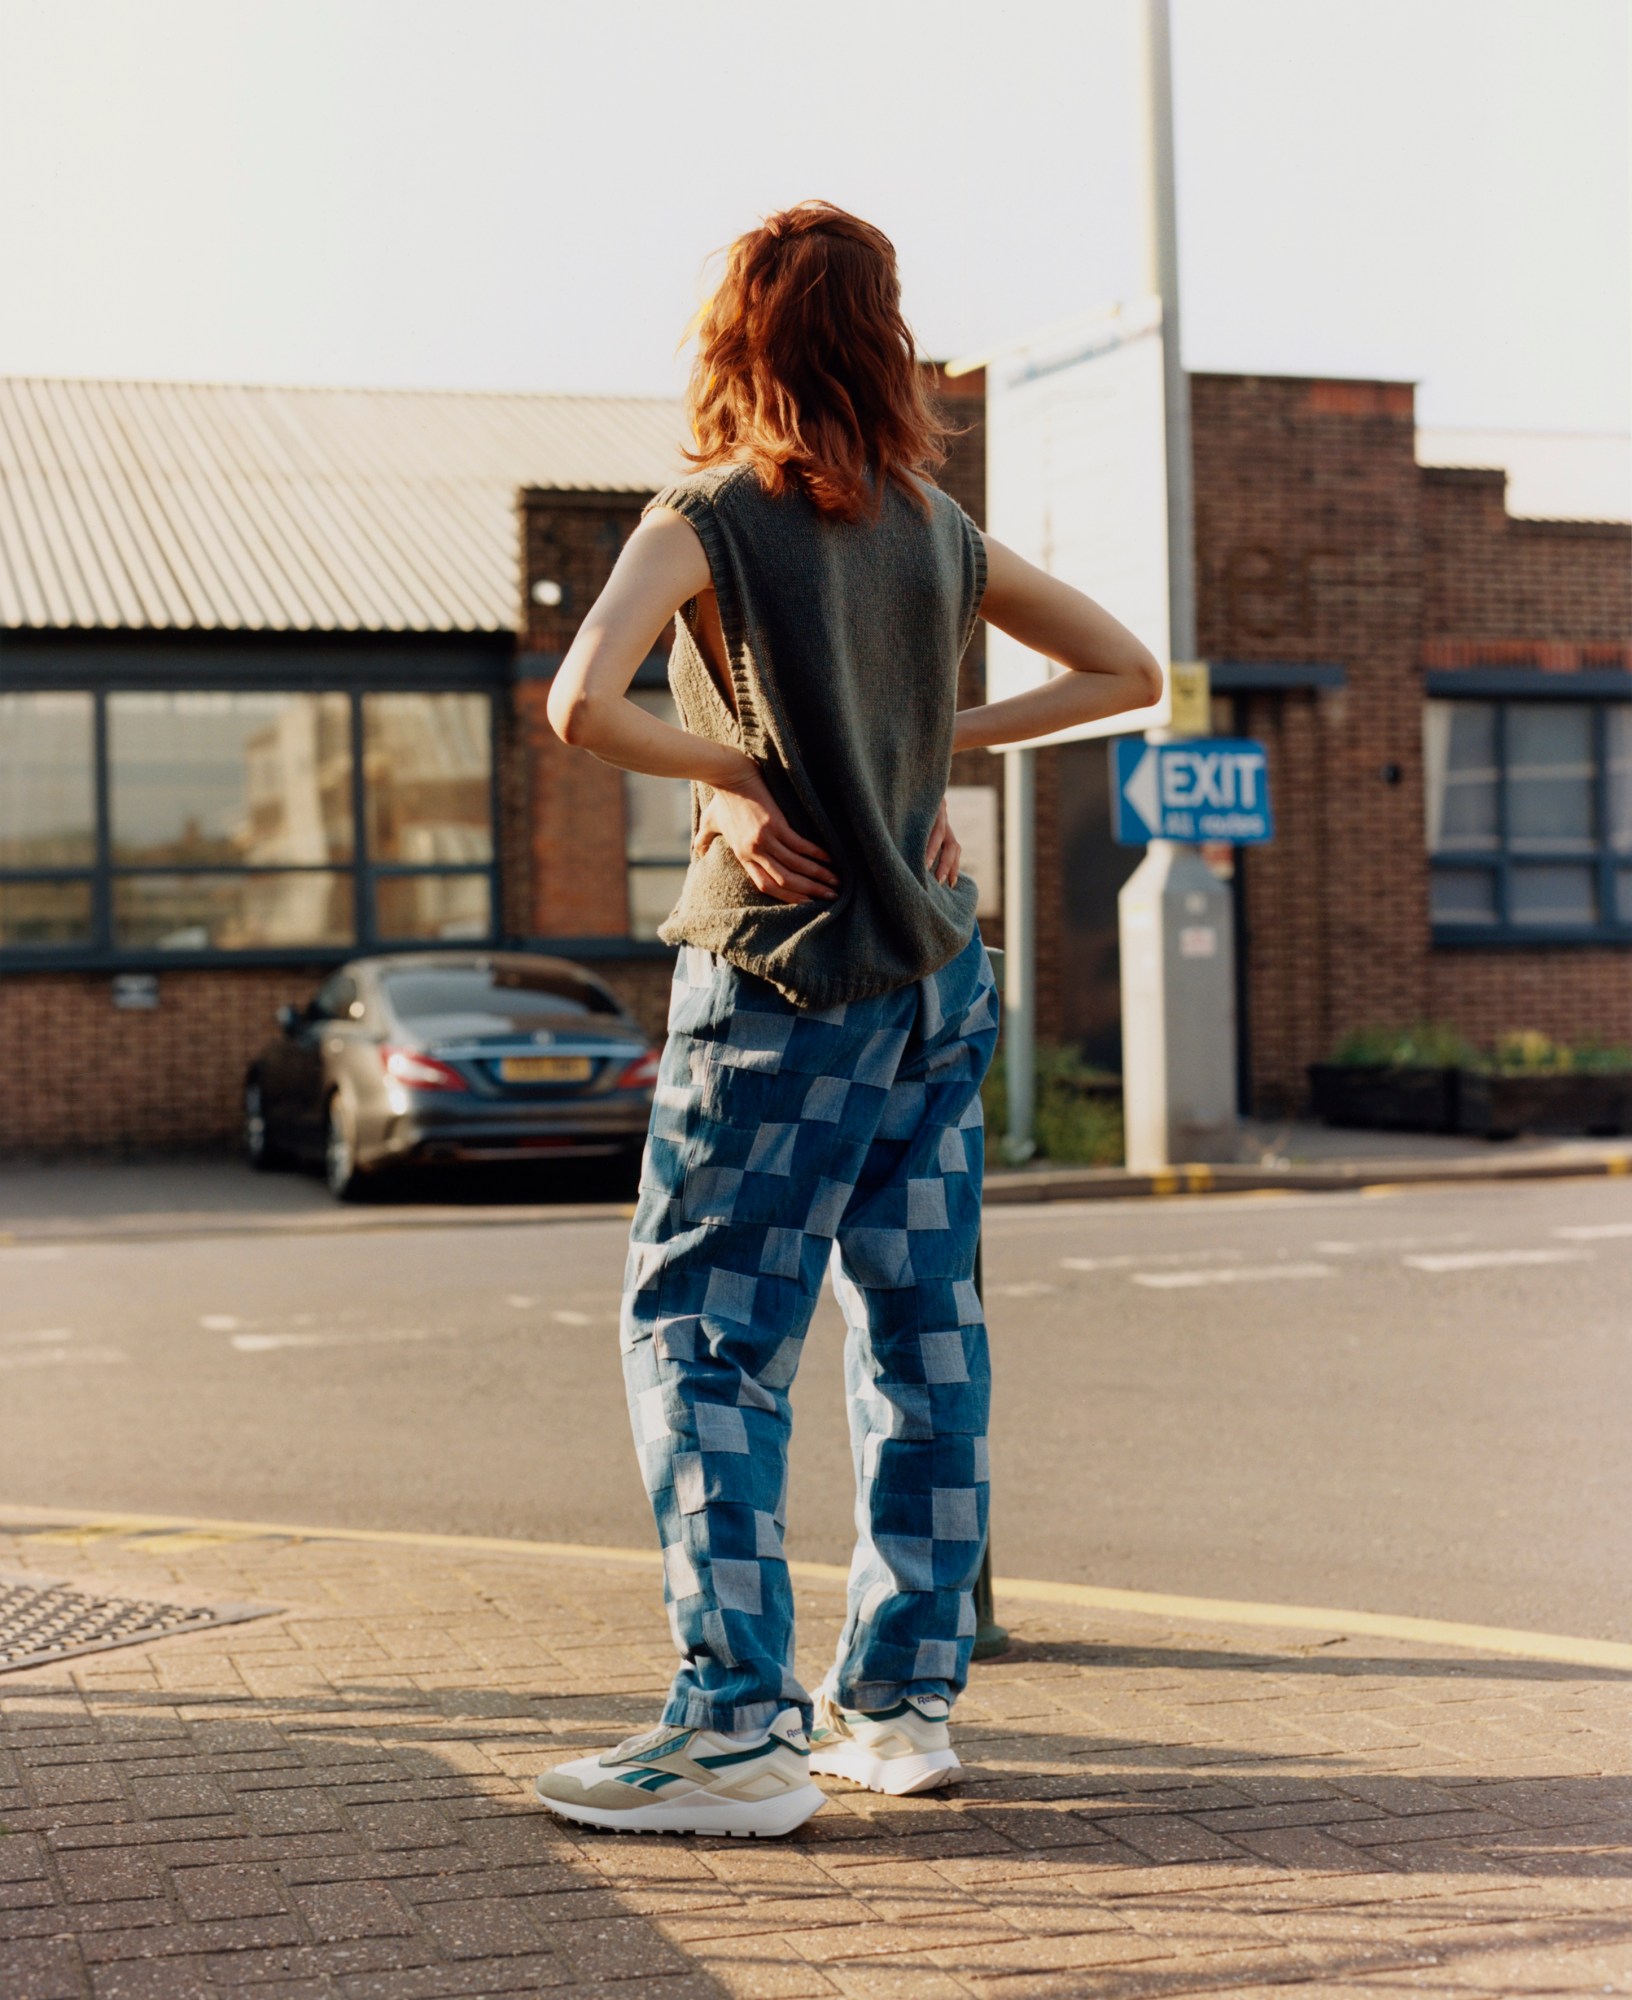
[1553,1221,1632,1241]
[1132,1262,1335,1289]
[1403,1248,1592,1274]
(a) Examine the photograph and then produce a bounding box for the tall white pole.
[1142,0,1196,663]
[1119,0,1240,1172]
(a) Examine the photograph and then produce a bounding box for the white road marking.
[1315,1233,1474,1255]
[989,1282,1059,1298]
[0,1345,124,1370]
[1061,1249,1241,1273]
[1553,1222,1632,1241]
[1404,1247,1591,1273]
[231,1328,436,1352]
[506,1295,538,1307]
[0,1244,67,1260]
[551,1310,594,1326]
[0,1328,72,1345]
[200,1314,241,1331]
[1132,1262,1336,1289]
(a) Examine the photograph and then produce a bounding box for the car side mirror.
[276,1004,302,1034]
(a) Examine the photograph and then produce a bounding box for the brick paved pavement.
[1,1519,1628,1999]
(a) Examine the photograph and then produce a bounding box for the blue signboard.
[1112,737,1274,846]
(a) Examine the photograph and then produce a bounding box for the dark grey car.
[243,952,658,1199]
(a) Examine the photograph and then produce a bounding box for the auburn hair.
[683,202,948,522]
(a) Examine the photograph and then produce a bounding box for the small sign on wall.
[111,974,159,1011]
[944,785,1001,917]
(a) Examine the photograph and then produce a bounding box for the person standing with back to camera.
[534,201,1161,1837]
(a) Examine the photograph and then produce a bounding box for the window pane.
[373,871,492,942]
[364,695,493,863]
[1423,701,1497,852]
[109,693,353,866]
[1430,867,1498,925]
[1509,863,1597,926]
[624,692,693,864]
[113,873,354,950]
[1618,869,1632,924]
[0,877,93,947]
[0,693,95,867]
[1608,705,1632,853]
[1506,704,1594,851]
[629,863,687,941]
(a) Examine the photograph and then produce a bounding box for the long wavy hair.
[683,202,947,522]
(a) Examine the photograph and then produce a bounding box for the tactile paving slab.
[0,1575,277,1672]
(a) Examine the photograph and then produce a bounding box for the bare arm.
[545,509,838,903]
[954,535,1164,751]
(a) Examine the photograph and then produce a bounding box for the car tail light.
[612,1049,661,1092]
[381,1047,466,1092]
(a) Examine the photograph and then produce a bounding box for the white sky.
[0,0,1625,435]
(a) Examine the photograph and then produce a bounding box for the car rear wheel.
[324,1096,366,1202]
[243,1079,285,1171]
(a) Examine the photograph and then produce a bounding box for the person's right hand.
[694,770,839,905]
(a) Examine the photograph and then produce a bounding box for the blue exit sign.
[1113,737,1274,846]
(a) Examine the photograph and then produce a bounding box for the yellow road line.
[3,1502,1628,1673]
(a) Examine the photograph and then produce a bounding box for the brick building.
[0,370,1626,1154]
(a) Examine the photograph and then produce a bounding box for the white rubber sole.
[808,1742,961,1796]
[532,1777,826,1839]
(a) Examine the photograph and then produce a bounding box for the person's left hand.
[925,796,961,886]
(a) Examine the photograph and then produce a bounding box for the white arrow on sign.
[1123,744,1161,835]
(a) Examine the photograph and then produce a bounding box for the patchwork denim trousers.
[621,930,999,1734]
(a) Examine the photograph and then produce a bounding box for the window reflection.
[1608,706,1632,854]
[0,693,95,868]
[373,873,492,942]
[364,695,493,864]
[113,873,355,951]
[0,878,93,948]
[1506,705,1594,852]
[1422,701,1497,852]
[109,693,352,866]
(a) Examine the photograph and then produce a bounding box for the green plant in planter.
[1329,1022,1482,1070]
[1488,1031,1632,1075]
[981,1043,1125,1166]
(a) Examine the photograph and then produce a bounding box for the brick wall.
[1191,374,1632,1110]
[0,967,328,1155]
[1415,466,1631,1054]
[517,487,658,940]
[1190,374,1429,1109]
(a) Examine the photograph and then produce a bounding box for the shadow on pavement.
[1002,1634,1632,1686]
[4,1669,1630,1997]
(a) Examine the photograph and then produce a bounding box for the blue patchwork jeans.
[621,930,999,1734]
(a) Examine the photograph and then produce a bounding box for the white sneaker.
[532,1707,824,1838]
[808,1690,961,1795]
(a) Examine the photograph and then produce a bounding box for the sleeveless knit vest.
[644,463,987,1008]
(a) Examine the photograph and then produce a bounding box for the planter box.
[1307,1064,1460,1134]
[1456,1071,1632,1139]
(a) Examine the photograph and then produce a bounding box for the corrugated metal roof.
[0,377,687,634]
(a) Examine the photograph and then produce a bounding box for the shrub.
[981,1043,1124,1166]
[1329,1022,1482,1070]
[1328,1024,1632,1075]
[1487,1031,1632,1075]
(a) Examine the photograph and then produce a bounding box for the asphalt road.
[4,1174,1630,1643]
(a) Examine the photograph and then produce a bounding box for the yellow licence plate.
[499,1055,594,1083]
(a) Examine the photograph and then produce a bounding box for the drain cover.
[0,1577,277,1673]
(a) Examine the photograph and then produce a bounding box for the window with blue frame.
[0,689,498,961]
[1424,698,1632,939]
